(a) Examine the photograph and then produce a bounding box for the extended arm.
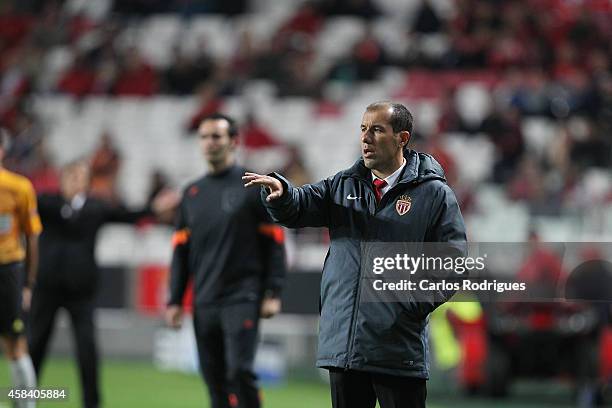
[243,172,332,228]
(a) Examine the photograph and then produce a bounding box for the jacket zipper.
[344,179,418,368]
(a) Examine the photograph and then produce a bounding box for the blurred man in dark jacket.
[28,160,175,408]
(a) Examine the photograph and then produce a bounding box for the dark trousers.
[328,368,427,408]
[193,302,260,408]
[28,288,100,408]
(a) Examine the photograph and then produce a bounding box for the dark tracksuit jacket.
[263,150,467,379]
[168,165,286,307]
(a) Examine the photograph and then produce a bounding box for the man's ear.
[399,131,411,147]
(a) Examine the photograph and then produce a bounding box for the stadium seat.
[455,83,491,129]
[466,202,529,242]
[137,15,183,68]
[532,216,578,242]
[232,13,290,45]
[372,0,419,20]
[41,46,75,91]
[443,133,495,184]
[412,100,440,135]
[251,0,302,17]
[371,17,411,58]
[316,17,367,61]
[418,33,450,59]
[521,117,559,158]
[183,15,235,59]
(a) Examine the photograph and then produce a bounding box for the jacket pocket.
[356,305,426,369]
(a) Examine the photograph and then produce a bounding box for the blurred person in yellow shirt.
[0,129,41,408]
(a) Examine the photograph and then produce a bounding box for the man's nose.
[361,130,373,144]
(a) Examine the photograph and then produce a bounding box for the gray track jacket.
[262,149,467,378]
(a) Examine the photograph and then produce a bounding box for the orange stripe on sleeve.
[171,229,190,247]
[258,224,285,244]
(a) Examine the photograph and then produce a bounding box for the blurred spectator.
[507,155,541,202]
[594,74,612,133]
[0,2,35,51]
[323,0,381,19]
[3,109,44,175]
[263,3,324,97]
[230,29,259,83]
[278,1,324,38]
[418,128,477,214]
[552,43,580,82]
[1,51,31,109]
[506,68,552,116]
[241,113,280,149]
[445,0,497,68]
[1,107,59,192]
[27,151,59,194]
[113,0,170,15]
[281,145,312,187]
[516,231,566,296]
[56,53,96,97]
[487,27,528,69]
[412,0,442,34]
[328,27,386,82]
[174,0,248,16]
[187,83,224,132]
[163,46,215,95]
[89,131,121,203]
[241,113,292,174]
[252,33,288,82]
[28,1,68,48]
[480,106,524,184]
[507,155,563,215]
[422,132,457,185]
[569,122,611,170]
[112,49,158,96]
[213,0,247,16]
[275,37,321,98]
[436,87,469,133]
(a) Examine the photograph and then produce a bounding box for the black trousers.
[28,288,100,408]
[193,302,260,408]
[328,368,427,408]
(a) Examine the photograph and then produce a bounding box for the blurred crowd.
[0,0,611,216]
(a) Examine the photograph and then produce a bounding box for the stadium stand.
[1,0,611,285]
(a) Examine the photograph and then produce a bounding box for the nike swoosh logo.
[347,194,360,200]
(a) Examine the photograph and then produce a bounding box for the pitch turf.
[0,358,330,408]
[0,358,575,407]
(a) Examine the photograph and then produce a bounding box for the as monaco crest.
[396,195,412,216]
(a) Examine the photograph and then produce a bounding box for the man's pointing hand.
[242,172,284,202]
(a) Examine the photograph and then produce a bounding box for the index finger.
[244,176,271,187]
